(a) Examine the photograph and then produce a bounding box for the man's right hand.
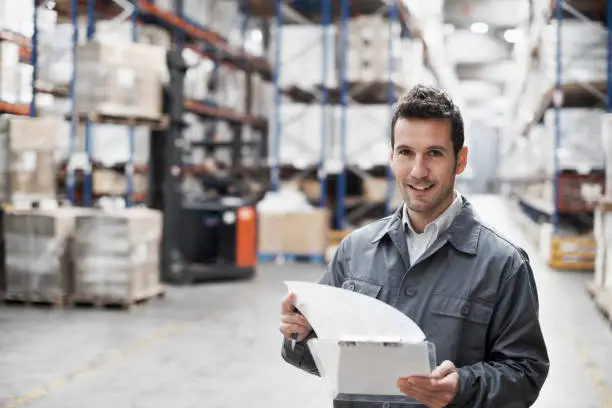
[280,292,313,342]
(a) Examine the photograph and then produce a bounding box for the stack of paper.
[285,281,435,399]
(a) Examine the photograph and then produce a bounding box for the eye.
[397,149,411,156]
[428,150,443,157]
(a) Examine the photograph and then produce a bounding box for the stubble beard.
[401,176,455,216]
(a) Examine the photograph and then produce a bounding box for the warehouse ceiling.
[442,0,530,127]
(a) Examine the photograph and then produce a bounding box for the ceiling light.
[470,22,489,34]
[504,28,519,43]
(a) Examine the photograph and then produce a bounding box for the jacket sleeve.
[450,257,550,407]
[280,236,350,375]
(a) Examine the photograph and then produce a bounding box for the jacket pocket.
[429,293,493,325]
[341,278,383,298]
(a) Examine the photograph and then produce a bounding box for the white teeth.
[410,185,432,191]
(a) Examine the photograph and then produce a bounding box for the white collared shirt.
[402,191,463,265]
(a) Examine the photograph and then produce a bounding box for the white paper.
[284,281,434,398]
[285,281,425,342]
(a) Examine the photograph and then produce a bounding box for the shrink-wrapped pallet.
[2,208,86,303]
[71,208,163,305]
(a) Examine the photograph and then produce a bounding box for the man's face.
[390,118,467,215]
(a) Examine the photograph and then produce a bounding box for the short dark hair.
[390,84,464,159]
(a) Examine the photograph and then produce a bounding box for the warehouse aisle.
[1,195,612,408]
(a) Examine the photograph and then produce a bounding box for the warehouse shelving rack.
[504,0,612,270]
[24,0,270,210]
[252,0,437,230]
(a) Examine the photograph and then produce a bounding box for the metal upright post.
[67,0,80,205]
[271,0,282,191]
[386,0,398,215]
[29,0,38,117]
[319,0,330,208]
[83,0,96,207]
[126,4,138,207]
[553,0,563,233]
[337,0,349,230]
[608,0,612,112]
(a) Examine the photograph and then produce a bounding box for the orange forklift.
[148,48,267,284]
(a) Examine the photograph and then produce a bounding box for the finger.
[279,323,311,338]
[281,313,310,327]
[431,360,456,379]
[281,292,296,314]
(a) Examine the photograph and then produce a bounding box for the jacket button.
[343,282,355,291]
[461,304,470,316]
[405,287,418,297]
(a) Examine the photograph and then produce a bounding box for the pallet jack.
[149,47,266,284]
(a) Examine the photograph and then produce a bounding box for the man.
[279,84,549,407]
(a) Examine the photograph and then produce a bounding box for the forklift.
[148,47,268,284]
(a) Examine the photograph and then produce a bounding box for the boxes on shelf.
[92,169,148,197]
[0,0,34,38]
[2,207,87,303]
[594,202,612,290]
[0,116,62,203]
[343,15,404,85]
[74,41,164,120]
[71,208,162,303]
[257,189,330,256]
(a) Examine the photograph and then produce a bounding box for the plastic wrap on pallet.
[2,208,85,300]
[343,15,405,85]
[0,0,33,37]
[38,24,170,87]
[71,208,162,301]
[0,43,31,104]
[270,24,337,90]
[543,108,605,173]
[540,21,608,83]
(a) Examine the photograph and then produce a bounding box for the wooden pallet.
[586,282,612,325]
[68,286,166,311]
[2,292,67,309]
[547,235,596,271]
[69,112,169,130]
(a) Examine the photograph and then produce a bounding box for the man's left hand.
[397,360,459,408]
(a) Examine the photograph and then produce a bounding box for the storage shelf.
[521,80,607,136]
[0,101,29,116]
[184,100,267,130]
[549,0,607,21]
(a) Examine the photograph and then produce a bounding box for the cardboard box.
[258,209,330,255]
[0,116,61,202]
[93,169,147,196]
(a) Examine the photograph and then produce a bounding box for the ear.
[455,146,468,175]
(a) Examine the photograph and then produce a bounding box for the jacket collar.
[370,196,481,255]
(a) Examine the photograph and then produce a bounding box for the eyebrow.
[395,144,449,152]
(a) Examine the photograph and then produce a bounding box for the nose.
[410,155,429,179]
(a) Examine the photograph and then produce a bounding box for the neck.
[407,191,456,233]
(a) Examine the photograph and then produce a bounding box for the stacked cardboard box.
[2,208,86,302]
[74,41,165,120]
[71,208,162,303]
[257,189,330,256]
[0,116,62,203]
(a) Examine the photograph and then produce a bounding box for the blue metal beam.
[126,1,139,207]
[29,1,38,117]
[67,0,80,205]
[271,0,282,191]
[82,0,96,207]
[386,0,398,215]
[553,0,563,233]
[337,0,349,230]
[319,0,331,208]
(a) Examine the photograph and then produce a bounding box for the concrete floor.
[1,195,612,408]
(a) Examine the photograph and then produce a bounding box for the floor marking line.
[1,316,202,408]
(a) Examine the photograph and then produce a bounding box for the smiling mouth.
[408,184,434,192]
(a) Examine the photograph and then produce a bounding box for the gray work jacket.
[281,198,550,407]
